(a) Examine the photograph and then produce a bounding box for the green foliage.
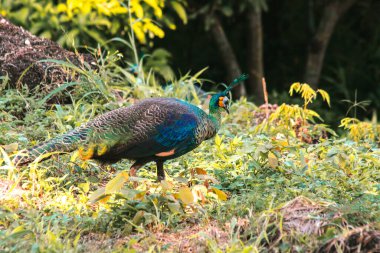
[0,46,379,252]
[0,0,187,47]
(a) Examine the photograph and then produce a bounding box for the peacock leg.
[129,161,144,177]
[156,161,165,181]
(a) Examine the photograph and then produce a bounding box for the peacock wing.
[77,99,200,161]
[123,111,200,158]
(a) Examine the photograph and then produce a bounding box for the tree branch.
[209,15,247,98]
[246,7,264,102]
[305,0,357,88]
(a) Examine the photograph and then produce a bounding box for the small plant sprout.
[342,89,371,118]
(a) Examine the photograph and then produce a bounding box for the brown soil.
[0,15,96,91]
[80,220,230,252]
[0,179,26,201]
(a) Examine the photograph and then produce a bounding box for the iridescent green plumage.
[13,74,248,180]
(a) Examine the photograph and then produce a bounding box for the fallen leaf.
[1,143,18,153]
[268,151,279,168]
[105,171,129,194]
[177,186,194,204]
[195,168,207,175]
[212,187,228,201]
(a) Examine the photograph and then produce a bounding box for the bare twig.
[262,77,269,119]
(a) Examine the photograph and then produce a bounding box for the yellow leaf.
[99,196,110,204]
[132,23,146,44]
[177,186,194,204]
[143,21,164,38]
[56,3,67,13]
[268,151,278,168]
[10,225,32,239]
[135,5,144,19]
[79,182,90,193]
[215,134,222,146]
[167,22,176,30]
[193,185,208,204]
[317,89,331,107]
[160,180,173,190]
[78,145,94,160]
[88,187,109,204]
[212,188,228,201]
[132,210,145,225]
[0,147,12,166]
[289,82,301,96]
[276,140,288,147]
[134,191,146,200]
[171,1,187,24]
[131,0,144,19]
[96,144,108,156]
[70,151,79,162]
[195,168,207,175]
[105,171,129,194]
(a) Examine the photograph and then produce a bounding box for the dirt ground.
[0,15,96,91]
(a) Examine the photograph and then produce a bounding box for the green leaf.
[132,210,145,225]
[11,7,29,25]
[221,6,233,17]
[38,81,81,107]
[8,226,33,239]
[83,28,106,45]
[168,202,182,213]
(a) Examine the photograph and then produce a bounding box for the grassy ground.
[0,61,379,252]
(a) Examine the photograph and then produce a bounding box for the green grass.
[0,53,379,252]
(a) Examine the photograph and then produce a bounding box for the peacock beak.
[224,105,230,114]
[223,96,230,114]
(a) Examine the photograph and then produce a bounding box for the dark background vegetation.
[1,0,380,125]
[156,0,380,125]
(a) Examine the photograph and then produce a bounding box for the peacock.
[13,74,248,181]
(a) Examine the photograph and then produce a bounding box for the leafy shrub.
[340,117,380,142]
[253,82,335,142]
[0,0,187,47]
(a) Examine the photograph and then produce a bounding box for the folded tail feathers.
[13,128,87,166]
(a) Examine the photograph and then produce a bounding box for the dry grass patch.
[317,226,380,253]
[279,196,342,235]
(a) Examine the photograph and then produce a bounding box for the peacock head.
[210,74,248,114]
[210,93,230,114]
